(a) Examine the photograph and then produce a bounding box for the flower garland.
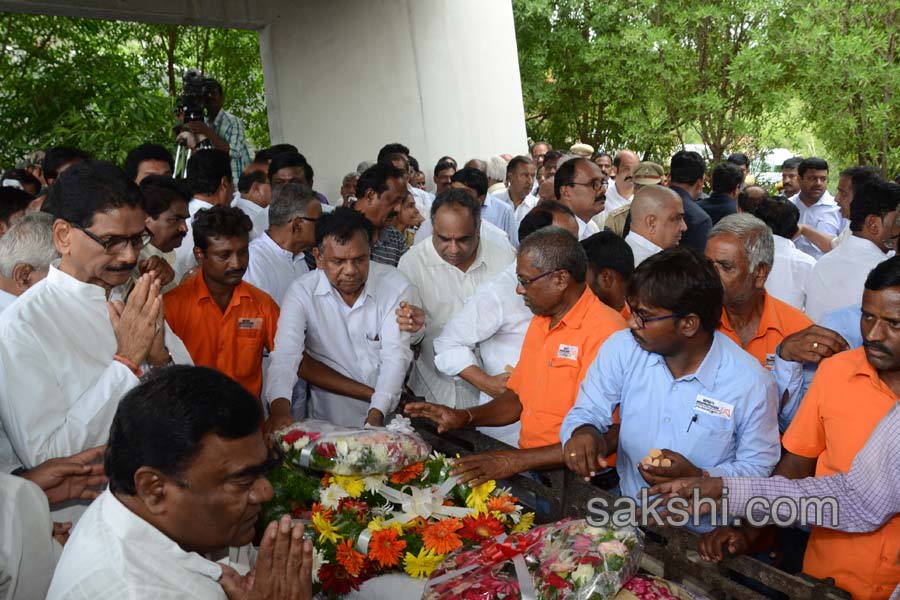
[262,450,534,597]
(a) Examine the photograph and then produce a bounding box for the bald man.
[605,150,640,212]
[537,179,557,204]
[624,185,687,265]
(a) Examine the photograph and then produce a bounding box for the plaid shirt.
[208,108,252,182]
[723,403,900,599]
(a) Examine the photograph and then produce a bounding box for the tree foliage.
[0,14,268,168]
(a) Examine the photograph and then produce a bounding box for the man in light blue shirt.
[561,247,781,509]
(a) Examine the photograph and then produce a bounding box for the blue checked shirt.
[208,108,252,182]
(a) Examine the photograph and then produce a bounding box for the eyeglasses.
[627,301,683,329]
[517,269,561,287]
[569,179,607,192]
[71,223,153,254]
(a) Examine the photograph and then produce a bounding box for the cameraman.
[184,78,252,183]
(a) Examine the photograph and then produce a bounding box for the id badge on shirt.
[237,318,263,330]
[765,353,776,371]
[693,394,734,420]
[557,344,579,360]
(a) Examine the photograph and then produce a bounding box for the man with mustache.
[669,256,900,600]
[135,175,191,293]
[0,161,191,519]
[164,206,279,404]
[555,157,605,240]
[789,157,840,259]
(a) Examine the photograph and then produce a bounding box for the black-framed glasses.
[627,301,683,330]
[71,222,153,254]
[517,269,561,287]
[569,178,607,192]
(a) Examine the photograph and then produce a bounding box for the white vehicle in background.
[752,148,796,188]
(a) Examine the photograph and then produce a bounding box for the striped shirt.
[208,109,252,182]
[370,227,408,267]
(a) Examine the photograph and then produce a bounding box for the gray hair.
[708,213,775,273]
[486,156,508,182]
[356,161,375,175]
[517,225,587,283]
[267,183,317,228]
[0,212,58,277]
[342,172,359,184]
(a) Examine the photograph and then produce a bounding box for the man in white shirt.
[624,185,686,266]
[0,212,57,313]
[432,203,580,446]
[492,156,538,224]
[0,161,191,497]
[399,188,515,409]
[136,175,190,294]
[805,180,900,322]
[47,366,313,600]
[174,149,234,281]
[266,207,416,429]
[604,149,639,214]
[244,182,319,306]
[831,165,881,249]
[555,157,606,240]
[789,157,842,259]
[377,143,435,221]
[486,155,508,198]
[754,196,816,311]
[232,168,271,240]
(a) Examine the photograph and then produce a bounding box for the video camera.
[176,68,212,124]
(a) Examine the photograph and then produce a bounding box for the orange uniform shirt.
[507,287,626,449]
[782,347,900,600]
[719,292,812,370]
[164,275,279,400]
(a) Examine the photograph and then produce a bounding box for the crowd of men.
[2,125,900,600]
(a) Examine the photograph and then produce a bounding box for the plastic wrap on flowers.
[422,518,643,600]
[274,417,432,476]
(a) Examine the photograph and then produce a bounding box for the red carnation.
[317,442,337,459]
[282,429,306,444]
[318,563,363,595]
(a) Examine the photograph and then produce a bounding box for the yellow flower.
[367,517,403,534]
[332,474,365,499]
[511,512,535,533]
[311,511,343,544]
[465,479,496,513]
[403,547,445,578]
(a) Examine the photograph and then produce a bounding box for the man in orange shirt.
[698,256,900,599]
[705,213,814,431]
[164,206,279,401]
[406,226,626,485]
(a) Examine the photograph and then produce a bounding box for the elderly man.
[555,157,605,240]
[562,248,780,531]
[431,203,580,446]
[789,157,841,259]
[0,212,57,313]
[398,189,515,408]
[173,149,234,281]
[597,161,665,236]
[244,183,320,306]
[408,227,625,484]
[605,150,639,214]
[705,214,813,430]
[625,185,687,266]
[805,180,900,322]
[165,207,279,402]
[266,207,416,428]
[47,366,313,600]
[698,255,900,600]
[0,162,190,506]
[352,162,408,267]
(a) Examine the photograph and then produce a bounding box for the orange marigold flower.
[403,516,428,533]
[390,461,424,484]
[367,528,407,568]
[459,514,505,541]
[311,503,333,521]
[487,495,517,514]
[321,474,332,488]
[422,518,463,554]
[335,538,367,577]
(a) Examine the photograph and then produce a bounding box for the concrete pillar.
[260,0,528,200]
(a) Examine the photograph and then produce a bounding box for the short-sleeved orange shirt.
[782,347,900,600]
[164,275,279,400]
[507,287,626,449]
[719,292,812,370]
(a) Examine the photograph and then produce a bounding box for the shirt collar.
[194,272,253,304]
[647,330,723,389]
[846,346,899,398]
[313,268,373,309]
[235,196,263,215]
[555,286,596,330]
[791,191,836,208]
[844,233,889,258]
[772,235,796,252]
[101,492,223,582]
[46,262,109,302]
[626,231,663,253]
[424,237,487,272]
[190,198,214,216]
[720,291,788,339]
[260,232,295,259]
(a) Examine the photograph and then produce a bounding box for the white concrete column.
[259,0,528,200]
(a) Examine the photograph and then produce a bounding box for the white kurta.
[398,239,515,409]
[0,265,192,518]
[266,263,415,427]
[232,196,269,241]
[243,233,308,307]
[765,235,816,312]
[625,231,663,266]
[0,473,60,600]
[46,491,228,600]
[0,290,16,314]
[433,262,528,446]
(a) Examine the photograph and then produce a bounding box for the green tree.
[788,2,900,176]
